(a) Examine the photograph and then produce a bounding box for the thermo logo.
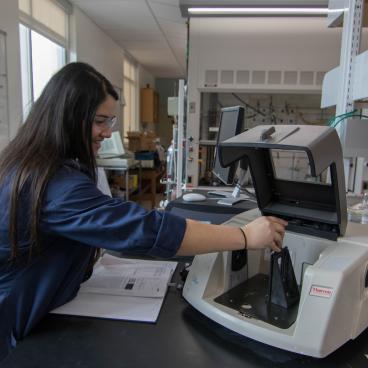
[309,285,333,298]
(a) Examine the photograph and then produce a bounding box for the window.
[18,0,70,118]
[123,58,138,135]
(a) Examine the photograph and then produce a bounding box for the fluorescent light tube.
[188,7,330,15]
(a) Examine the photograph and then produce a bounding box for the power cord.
[327,110,368,128]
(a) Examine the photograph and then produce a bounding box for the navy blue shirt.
[0,163,186,359]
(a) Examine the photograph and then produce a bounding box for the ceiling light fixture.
[179,1,331,18]
[187,7,329,16]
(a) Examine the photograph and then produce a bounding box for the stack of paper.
[51,254,177,322]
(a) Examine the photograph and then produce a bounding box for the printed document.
[51,254,177,322]
[80,254,176,298]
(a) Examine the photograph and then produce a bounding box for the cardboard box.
[112,174,138,190]
[127,131,156,151]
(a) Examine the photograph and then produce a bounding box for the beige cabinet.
[140,86,159,124]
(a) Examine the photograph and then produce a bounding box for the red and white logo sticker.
[309,285,333,298]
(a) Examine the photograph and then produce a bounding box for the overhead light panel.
[179,1,330,17]
[187,7,329,16]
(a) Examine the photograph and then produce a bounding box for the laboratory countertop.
[165,189,258,221]
[3,194,368,368]
[2,263,368,368]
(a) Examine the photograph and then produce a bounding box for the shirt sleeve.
[40,168,187,258]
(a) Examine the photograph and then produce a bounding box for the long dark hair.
[0,62,118,260]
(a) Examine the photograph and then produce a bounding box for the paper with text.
[80,255,177,298]
[51,254,177,322]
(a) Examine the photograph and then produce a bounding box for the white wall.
[139,65,155,89]
[189,17,342,91]
[70,8,156,134]
[71,7,155,91]
[70,7,124,90]
[0,0,23,150]
[70,7,125,132]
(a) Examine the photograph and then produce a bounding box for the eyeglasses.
[94,115,117,129]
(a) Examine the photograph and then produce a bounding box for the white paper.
[51,254,177,323]
[80,254,177,298]
[51,293,165,323]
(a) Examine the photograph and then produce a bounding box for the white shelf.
[352,50,368,101]
[326,0,347,27]
[336,118,368,157]
[321,66,340,108]
[322,50,368,108]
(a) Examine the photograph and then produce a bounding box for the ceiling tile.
[70,0,188,78]
[74,1,158,30]
[158,19,187,39]
[149,0,180,6]
[108,30,164,42]
[149,1,184,23]
[122,41,170,51]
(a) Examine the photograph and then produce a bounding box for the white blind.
[124,58,138,132]
[19,0,31,14]
[124,59,137,82]
[19,0,69,45]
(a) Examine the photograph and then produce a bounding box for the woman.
[0,62,286,359]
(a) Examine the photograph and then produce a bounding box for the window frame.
[18,0,69,118]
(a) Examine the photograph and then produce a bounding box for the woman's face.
[91,94,118,155]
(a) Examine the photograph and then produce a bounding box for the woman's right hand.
[241,216,288,252]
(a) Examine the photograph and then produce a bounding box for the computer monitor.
[209,106,252,205]
[98,131,125,158]
[212,106,245,185]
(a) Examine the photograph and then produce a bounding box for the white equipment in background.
[98,131,125,158]
[183,125,368,358]
[96,131,136,168]
[96,167,112,197]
